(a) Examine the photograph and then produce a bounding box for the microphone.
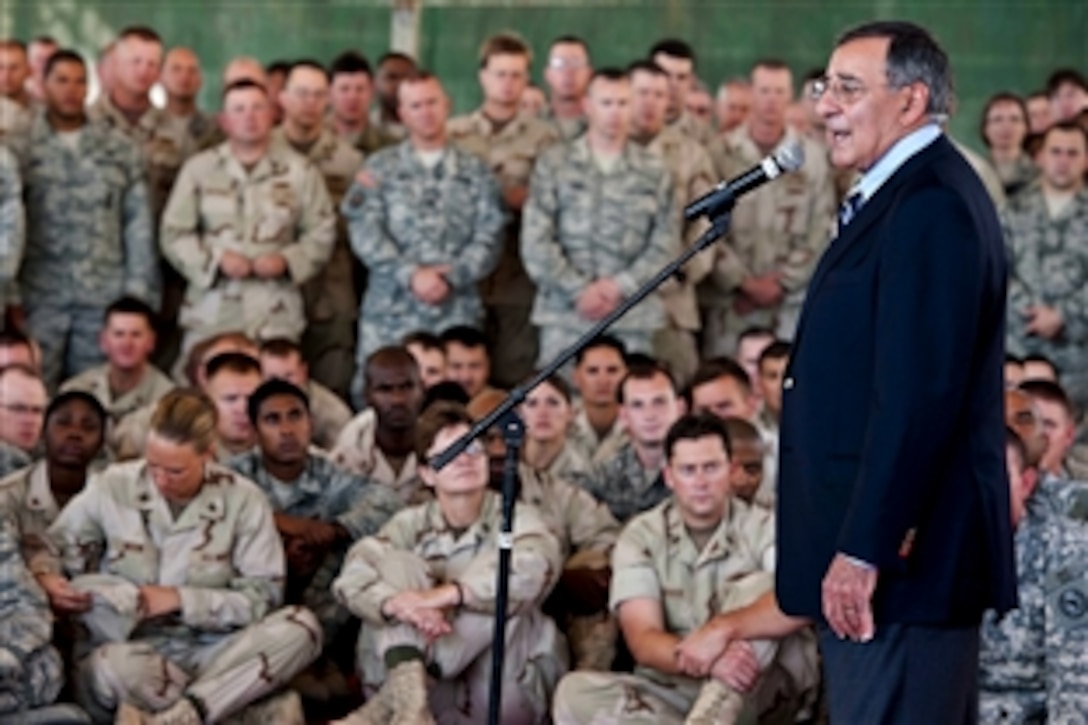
[684,141,805,220]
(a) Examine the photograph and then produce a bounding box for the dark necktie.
[838,191,864,230]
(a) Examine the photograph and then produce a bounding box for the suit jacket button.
[783,377,795,390]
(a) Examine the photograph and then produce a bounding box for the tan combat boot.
[386,659,435,725]
[331,687,393,725]
[685,680,746,725]
[115,698,201,725]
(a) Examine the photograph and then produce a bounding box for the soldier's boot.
[330,687,393,725]
[115,697,201,725]
[222,689,305,724]
[684,680,746,725]
[567,612,618,671]
[386,659,434,725]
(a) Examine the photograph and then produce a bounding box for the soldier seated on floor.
[553,413,819,725]
[227,379,401,652]
[33,389,321,724]
[331,401,566,725]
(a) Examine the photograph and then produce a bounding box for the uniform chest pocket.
[105,537,157,585]
[187,548,234,587]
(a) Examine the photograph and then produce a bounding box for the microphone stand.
[429,205,735,725]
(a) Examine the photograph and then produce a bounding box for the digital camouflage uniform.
[0,144,24,321]
[343,141,504,402]
[701,128,835,355]
[581,441,670,524]
[447,110,560,387]
[271,128,365,399]
[39,461,321,723]
[17,114,159,389]
[332,491,567,724]
[161,141,336,354]
[0,508,64,717]
[226,447,402,643]
[1004,186,1088,414]
[521,137,679,366]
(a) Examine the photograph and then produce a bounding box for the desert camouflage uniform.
[38,461,321,723]
[330,408,423,504]
[161,141,336,354]
[333,491,566,724]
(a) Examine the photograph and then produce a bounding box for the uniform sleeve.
[676,149,718,288]
[160,158,221,291]
[608,513,662,610]
[332,474,403,539]
[280,164,336,284]
[456,503,562,614]
[43,478,107,577]
[0,511,52,659]
[556,477,621,556]
[343,161,417,290]
[121,147,161,307]
[520,152,593,296]
[1044,518,1088,720]
[176,491,285,630]
[443,161,505,289]
[331,513,418,623]
[613,167,680,298]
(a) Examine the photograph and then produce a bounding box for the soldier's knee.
[552,671,606,724]
[268,605,325,662]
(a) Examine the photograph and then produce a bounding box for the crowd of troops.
[0,21,1085,725]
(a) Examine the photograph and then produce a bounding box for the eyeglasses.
[0,402,45,416]
[810,76,878,105]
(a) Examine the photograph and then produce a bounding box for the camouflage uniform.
[369,108,406,143]
[553,497,819,724]
[272,127,365,399]
[38,460,321,723]
[521,137,679,366]
[17,114,158,389]
[528,440,597,493]
[227,448,401,643]
[88,95,196,219]
[568,407,627,464]
[701,128,836,355]
[447,110,560,387]
[0,461,68,572]
[60,363,176,456]
[668,112,714,148]
[343,141,504,401]
[329,408,422,504]
[333,490,566,724]
[0,97,31,147]
[0,145,24,321]
[1043,485,1088,722]
[0,508,64,716]
[542,111,586,143]
[1004,186,1088,413]
[581,442,670,524]
[307,380,353,451]
[325,117,398,157]
[634,125,716,385]
[516,462,617,561]
[161,141,336,354]
[0,441,29,479]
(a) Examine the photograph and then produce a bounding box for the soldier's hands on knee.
[253,253,288,279]
[676,619,735,677]
[36,573,92,613]
[711,640,760,693]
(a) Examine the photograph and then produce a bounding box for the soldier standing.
[14,50,158,389]
[448,32,559,387]
[1005,122,1088,413]
[344,70,503,406]
[161,79,335,359]
[522,67,678,367]
[701,59,836,356]
[273,59,365,399]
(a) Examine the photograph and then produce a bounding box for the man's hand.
[219,251,252,279]
[740,273,785,308]
[36,573,92,613]
[822,553,878,642]
[410,266,451,305]
[577,279,622,321]
[252,253,288,279]
[710,640,761,693]
[676,618,734,677]
[381,588,456,640]
[1023,305,1064,340]
[139,585,181,619]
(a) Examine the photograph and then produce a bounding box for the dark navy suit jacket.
[775,135,1018,626]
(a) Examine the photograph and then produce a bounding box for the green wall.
[7,0,1086,151]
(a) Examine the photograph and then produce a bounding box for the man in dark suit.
[671,21,1017,724]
